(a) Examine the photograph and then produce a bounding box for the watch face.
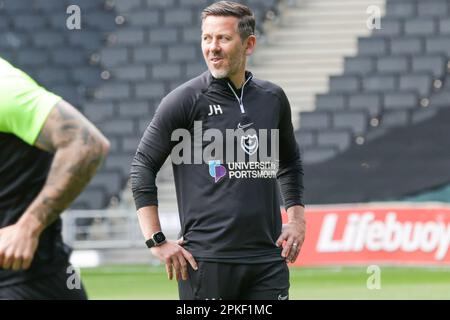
[154,232,166,243]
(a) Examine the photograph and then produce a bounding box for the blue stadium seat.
[315,93,346,111]
[344,56,375,75]
[357,37,389,56]
[302,146,339,164]
[399,73,433,96]
[404,18,437,36]
[372,18,403,37]
[385,1,417,19]
[317,129,353,152]
[299,112,330,130]
[376,56,410,74]
[329,75,361,93]
[390,37,424,55]
[411,55,447,77]
[295,129,316,148]
[333,111,369,134]
[348,93,383,117]
[417,1,449,18]
[383,91,419,109]
[362,75,398,92]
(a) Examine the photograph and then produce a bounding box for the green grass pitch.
[79,265,450,300]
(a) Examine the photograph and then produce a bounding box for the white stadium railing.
[62,210,181,250]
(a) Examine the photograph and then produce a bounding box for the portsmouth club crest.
[241,134,258,155]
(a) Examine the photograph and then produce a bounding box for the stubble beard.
[208,56,244,80]
[209,65,229,79]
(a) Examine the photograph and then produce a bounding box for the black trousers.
[0,265,88,300]
[178,260,289,300]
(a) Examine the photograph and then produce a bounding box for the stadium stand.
[302,0,450,203]
[0,0,281,210]
[251,0,385,128]
[0,0,118,209]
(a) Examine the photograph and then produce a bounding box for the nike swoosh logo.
[278,294,288,300]
[237,122,253,130]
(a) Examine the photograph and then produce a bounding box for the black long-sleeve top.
[130,70,304,263]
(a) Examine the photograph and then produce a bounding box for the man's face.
[201,15,251,79]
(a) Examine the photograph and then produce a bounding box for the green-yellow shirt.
[0,57,61,145]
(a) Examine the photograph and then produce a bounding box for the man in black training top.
[0,56,110,299]
[131,1,305,300]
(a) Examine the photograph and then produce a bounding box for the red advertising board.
[282,203,450,266]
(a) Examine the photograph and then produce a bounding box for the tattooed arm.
[28,99,110,228]
[0,100,109,270]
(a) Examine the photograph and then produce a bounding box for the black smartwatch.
[145,231,166,248]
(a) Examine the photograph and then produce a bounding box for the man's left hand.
[276,218,306,263]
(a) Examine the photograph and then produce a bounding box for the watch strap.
[145,238,156,248]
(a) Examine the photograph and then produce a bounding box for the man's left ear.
[245,35,257,56]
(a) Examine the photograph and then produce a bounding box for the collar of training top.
[208,70,253,92]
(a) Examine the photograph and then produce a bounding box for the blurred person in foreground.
[0,56,110,299]
[131,1,305,300]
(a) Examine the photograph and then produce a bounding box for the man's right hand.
[150,240,198,281]
[0,218,41,271]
